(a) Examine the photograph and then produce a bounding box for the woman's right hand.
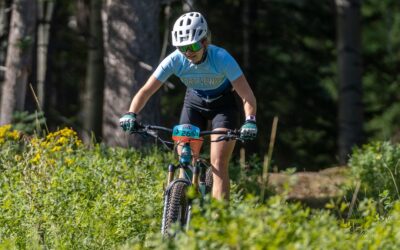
[119,112,138,133]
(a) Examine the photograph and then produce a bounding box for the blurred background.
[0,0,399,171]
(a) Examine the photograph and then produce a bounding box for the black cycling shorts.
[179,88,240,131]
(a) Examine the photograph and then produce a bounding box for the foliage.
[12,111,47,135]
[2,127,400,249]
[350,141,400,200]
[229,154,266,196]
[0,126,166,249]
[362,0,400,140]
[138,196,400,250]
[42,0,86,129]
[196,0,337,170]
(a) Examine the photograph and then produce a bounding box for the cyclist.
[120,12,257,201]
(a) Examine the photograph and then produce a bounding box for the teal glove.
[119,112,138,133]
[240,120,257,141]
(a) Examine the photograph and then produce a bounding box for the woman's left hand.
[240,120,257,141]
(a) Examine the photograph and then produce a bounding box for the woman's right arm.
[128,75,163,113]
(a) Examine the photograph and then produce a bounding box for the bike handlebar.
[135,123,242,143]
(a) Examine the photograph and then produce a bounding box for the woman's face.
[178,40,206,64]
[183,47,204,63]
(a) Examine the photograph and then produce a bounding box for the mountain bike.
[133,123,241,236]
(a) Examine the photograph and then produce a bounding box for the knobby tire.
[162,181,189,237]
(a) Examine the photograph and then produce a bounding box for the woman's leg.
[210,128,236,201]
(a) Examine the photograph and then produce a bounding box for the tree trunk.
[0,0,11,104]
[102,0,161,147]
[336,0,363,165]
[182,0,194,11]
[36,0,54,109]
[0,0,36,125]
[82,0,104,144]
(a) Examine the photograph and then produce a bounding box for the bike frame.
[133,124,240,234]
[164,142,210,229]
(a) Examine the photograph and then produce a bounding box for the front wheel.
[161,181,189,237]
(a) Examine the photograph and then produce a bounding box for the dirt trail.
[267,166,350,207]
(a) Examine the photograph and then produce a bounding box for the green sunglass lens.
[190,42,202,52]
[178,45,189,52]
[178,42,202,52]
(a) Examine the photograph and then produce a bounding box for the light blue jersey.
[153,45,243,98]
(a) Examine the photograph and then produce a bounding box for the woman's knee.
[211,157,230,169]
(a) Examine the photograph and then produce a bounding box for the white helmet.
[171,12,208,46]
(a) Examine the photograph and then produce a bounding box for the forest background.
[0,0,399,171]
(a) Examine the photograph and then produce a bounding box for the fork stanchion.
[179,168,185,178]
[167,164,175,185]
[192,164,200,191]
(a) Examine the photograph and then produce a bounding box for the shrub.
[2,127,400,249]
[0,127,167,249]
[350,141,400,200]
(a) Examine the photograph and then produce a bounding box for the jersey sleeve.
[153,53,177,83]
[222,50,243,82]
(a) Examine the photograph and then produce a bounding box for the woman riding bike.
[120,12,257,201]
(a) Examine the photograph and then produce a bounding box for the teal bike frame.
[132,123,240,235]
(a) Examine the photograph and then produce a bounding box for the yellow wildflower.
[30,153,41,164]
[45,127,82,148]
[56,136,68,146]
[8,130,20,140]
[51,146,62,152]
[65,158,74,166]
[0,124,20,143]
[0,124,11,138]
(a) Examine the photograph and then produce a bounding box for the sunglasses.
[177,41,203,53]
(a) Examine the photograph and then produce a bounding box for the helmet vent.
[180,20,184,26]
[198,30,203,37]
[186,19,192,26]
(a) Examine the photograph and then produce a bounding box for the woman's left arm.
[231,75,257,118]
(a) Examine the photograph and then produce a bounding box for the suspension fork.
[167,164,175,185]
[192,163,200,191]
[197,159,208,197]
